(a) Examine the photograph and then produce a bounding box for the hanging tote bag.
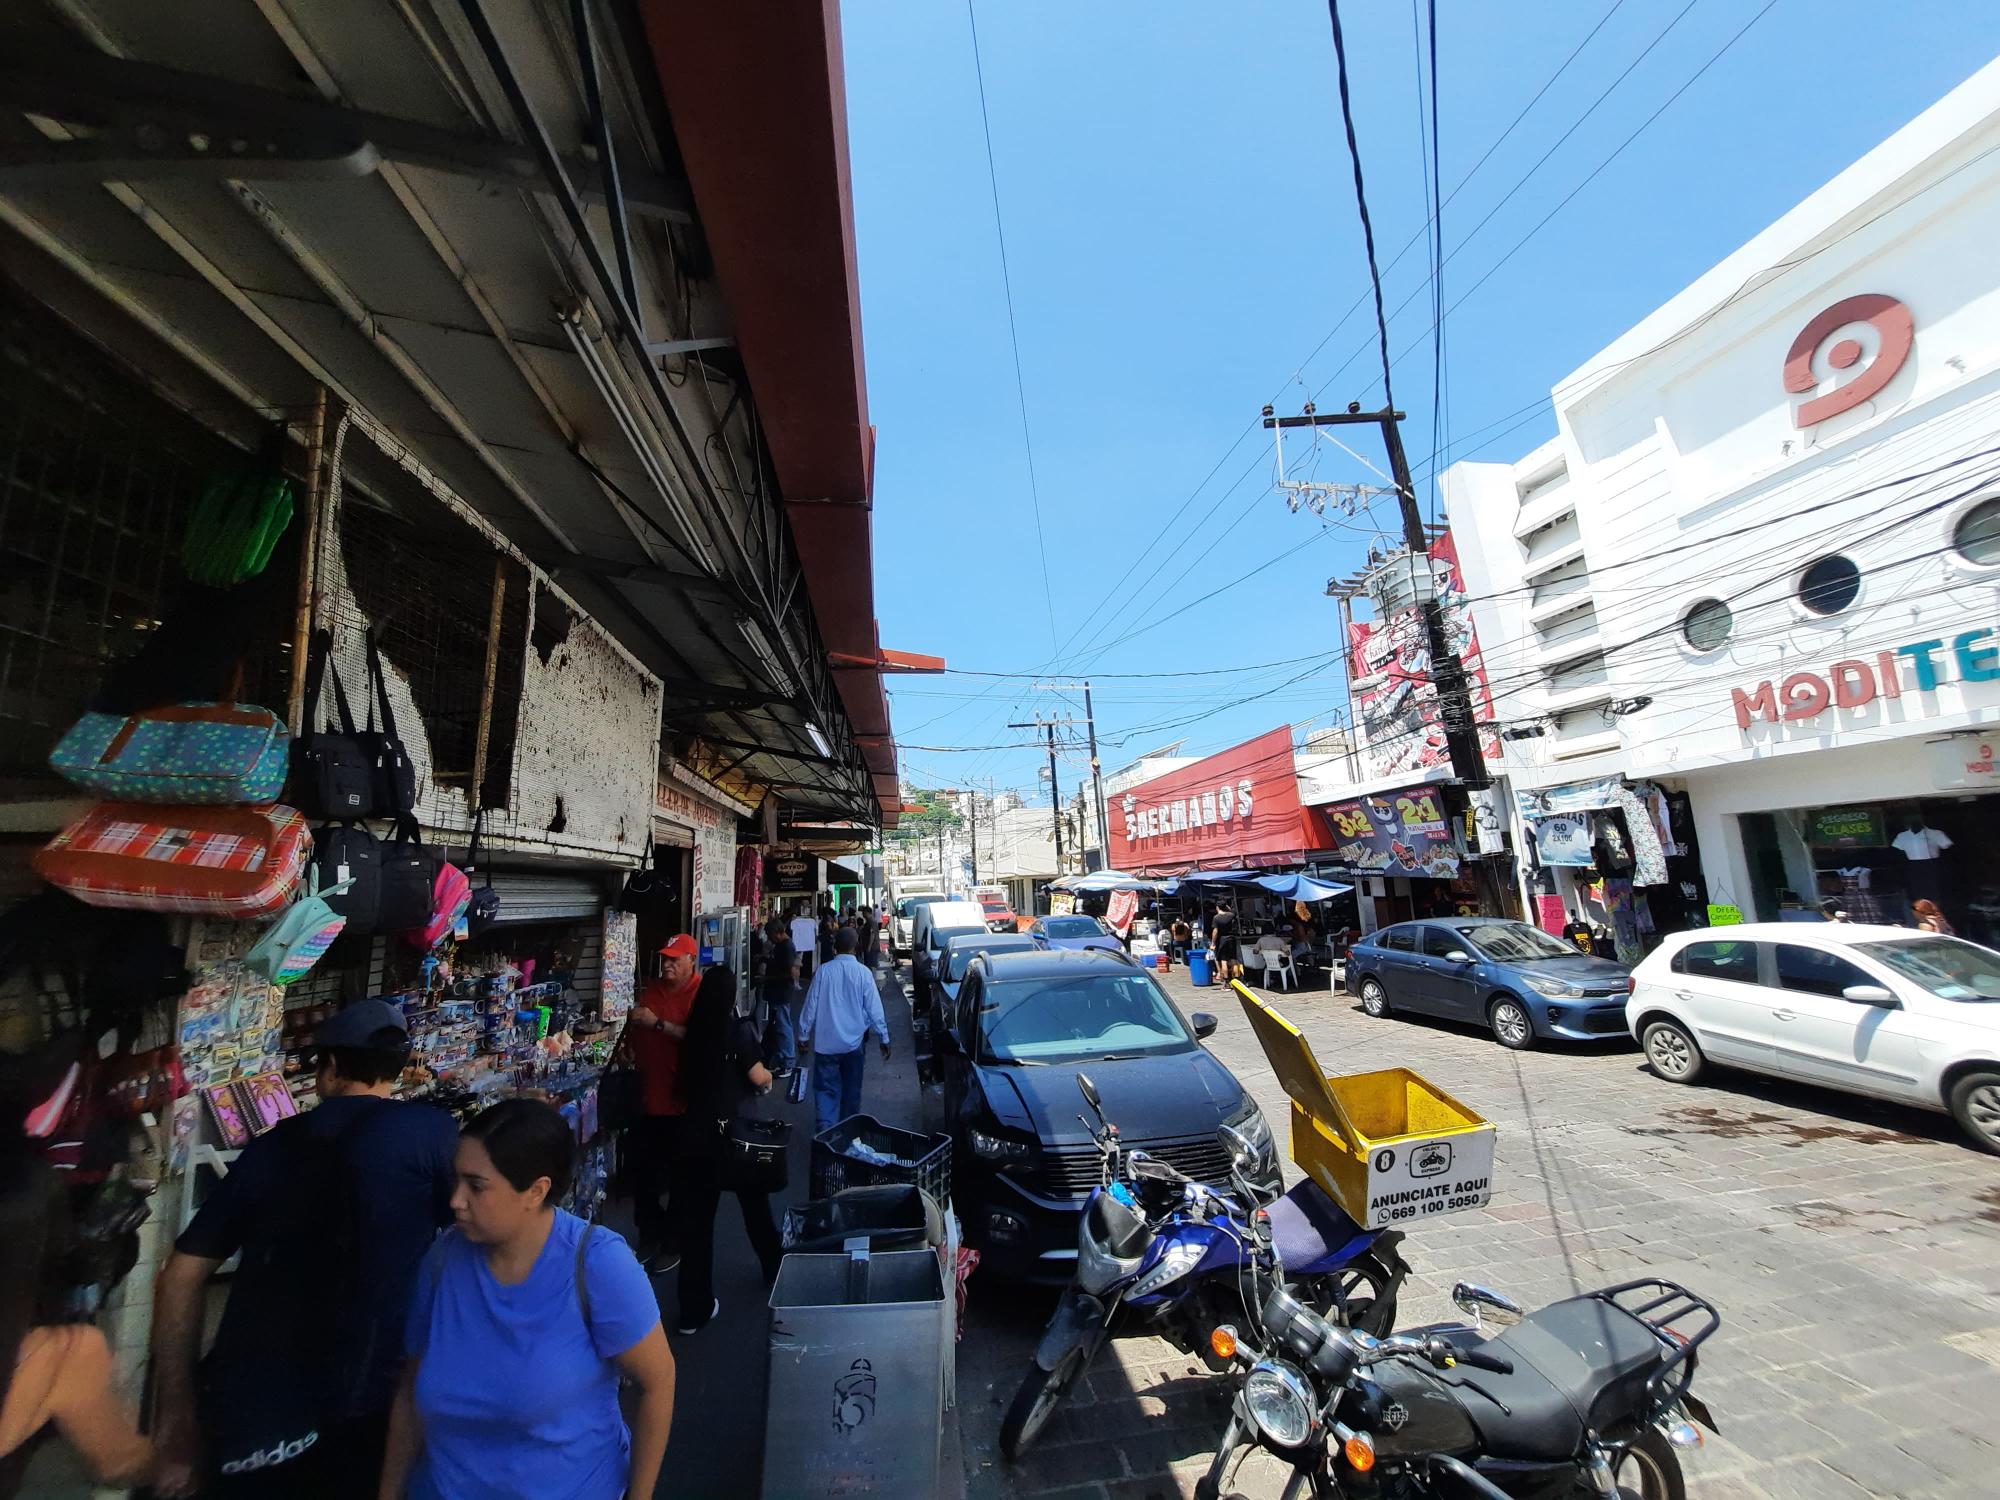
[361,630,417,818]
[35,803,309,919]
[245,872,355,985]
[50,699,289,806]
[375,816,440,934]
[309,822,382,934]
[465,808,500,933]
[289,629,378,820]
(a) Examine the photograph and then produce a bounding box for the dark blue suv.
[1345,917,1632,1049]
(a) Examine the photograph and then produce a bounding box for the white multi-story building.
[1445,57,2000,937]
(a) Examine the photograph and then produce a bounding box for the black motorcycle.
[1197,1276,1719,1499]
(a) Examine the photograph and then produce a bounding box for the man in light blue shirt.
[797,926,891,1131]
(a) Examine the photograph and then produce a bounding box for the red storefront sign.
[1109,727,1324,874]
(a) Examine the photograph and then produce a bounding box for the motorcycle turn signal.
[1209,1325,1239,1362]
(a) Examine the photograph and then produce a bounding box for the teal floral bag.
[50,701,289,805]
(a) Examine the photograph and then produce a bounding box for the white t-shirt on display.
[1892,827,1953,861]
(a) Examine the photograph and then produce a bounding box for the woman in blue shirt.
[378,1100,674,1500]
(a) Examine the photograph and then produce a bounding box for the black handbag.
[361,629,417,818]
[311,823,383,933]
[718,1117,790,1194]
[376,816,440,933]
[290,630,377,820]
[599,1065,644,1133]
[465,808,500,934]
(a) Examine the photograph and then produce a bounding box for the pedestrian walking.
[788,907,819,985]
[379,1100,674,1500]
[1211,902,1240,981]
[1914,899,1955,935]
[671,967,783,1335]
[151,1000,457,1498]
[619,934,701,1276]
[760,916,801,1077]
[798,927,891,1133]
[1,1044,151,1499]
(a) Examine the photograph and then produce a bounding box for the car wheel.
[1948,1070,2000,1155]
[1489,998,1534,1050]
[1642,1019,1705,1085]
[1359,977,1391,1018]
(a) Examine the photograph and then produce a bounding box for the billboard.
[1346,532,1499,780]
[1108,727,1321,873]
[1317,783,1460,878]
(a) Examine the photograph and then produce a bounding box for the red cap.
[658,934,698,959]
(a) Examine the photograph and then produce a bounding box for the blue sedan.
[1344,917,1632,1048]
[1026,914,1124,955]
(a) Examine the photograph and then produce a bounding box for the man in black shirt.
[1211,902,1241,981]
[762,915,802,1079]
[151,1000,458,1498]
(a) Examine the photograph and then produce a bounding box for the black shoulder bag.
[289,629,377,819]
[362,628,418,819]
[465,807,501,934]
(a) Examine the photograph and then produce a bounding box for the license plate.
[1682,1393,1720,1433]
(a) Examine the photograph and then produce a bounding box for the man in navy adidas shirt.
[151,999,458,1497]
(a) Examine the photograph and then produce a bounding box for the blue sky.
[842,0,1999,804]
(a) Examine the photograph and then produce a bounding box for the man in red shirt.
[622,933,701,1273]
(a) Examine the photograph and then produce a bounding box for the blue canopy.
[1165,870,1352,901]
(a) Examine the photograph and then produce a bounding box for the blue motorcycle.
[1000,1073,1408,1459]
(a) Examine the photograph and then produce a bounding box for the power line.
[965,0,1057,651]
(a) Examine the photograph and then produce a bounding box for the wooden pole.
[285,387,329,734]
[469,556,508,811]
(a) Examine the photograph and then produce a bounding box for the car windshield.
[1855,937,2000,1001]
[1042,916,1103,939]
[1461,922,1578,962]
[930,926,984,954]
[943,936,1037,981]
[979,896,1007,910]
[979,972,1192,1064]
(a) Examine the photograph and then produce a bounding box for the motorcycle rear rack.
[1587,1277,1719,1409]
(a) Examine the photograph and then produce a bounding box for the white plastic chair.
[1257,944,1297,991]
[1237,943,1264,983]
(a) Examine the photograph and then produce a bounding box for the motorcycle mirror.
[1077,1073,1102,1113]
[1216,1121,1259,1172]
[1451,1282,1524,1328]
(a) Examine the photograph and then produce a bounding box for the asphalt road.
[947,960,2000,1500]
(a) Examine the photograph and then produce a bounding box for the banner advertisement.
[1108,727,1318,872]
[1318,784,1460,878]
[766,849,815,895]
[1346,532,1500,780]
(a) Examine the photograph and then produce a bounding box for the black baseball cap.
[315,999,410,1049]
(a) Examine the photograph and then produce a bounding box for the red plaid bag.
[35,802,309,919]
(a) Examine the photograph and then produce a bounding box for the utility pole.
[969,789,979,884]
[1012,717,1066,875]
[1082,681,1110,867]
[1266,401,1502,911]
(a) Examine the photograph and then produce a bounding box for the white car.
[1626,922,2000,1153]
[891,891,946,955]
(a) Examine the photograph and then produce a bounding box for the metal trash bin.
[765,1248,948,1499]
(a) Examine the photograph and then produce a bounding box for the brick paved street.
[947,963,2000,1499]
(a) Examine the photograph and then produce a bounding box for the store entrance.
[1749,792,2000,939]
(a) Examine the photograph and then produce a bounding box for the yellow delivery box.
[1232,981,1494,1229]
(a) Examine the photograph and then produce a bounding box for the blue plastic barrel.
[1188,950,1213,986]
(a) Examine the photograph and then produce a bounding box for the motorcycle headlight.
[1125,1238,1206,1298]
[1244,1359,1317,1449]
[1524,975,1585,998]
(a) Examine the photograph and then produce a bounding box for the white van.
[910,899,988,986]
[892,891,947,954]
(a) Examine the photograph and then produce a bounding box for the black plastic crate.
[810,1113,952,1206]
[782,1183,942,1254]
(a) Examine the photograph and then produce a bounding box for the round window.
[1682,598,1732,651]
[1798,555,1860,616]
[1953,498,2000,565]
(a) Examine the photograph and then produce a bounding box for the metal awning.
[0,0,901,829]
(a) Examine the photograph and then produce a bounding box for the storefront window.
[1952,498,2000,565]
[1682,598,1732,651]
[1798,554,1860,615]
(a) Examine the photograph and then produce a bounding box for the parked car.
[892,891,946,955]
[1028,913,1124,955]
[935,930,1045,1010]
[1627,922,2000,1154]
[932,947,1277,1280]
[1345,917,1632,1048]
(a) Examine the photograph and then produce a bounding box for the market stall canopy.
[1167,871,1353,901]
[1050,870,1163,893]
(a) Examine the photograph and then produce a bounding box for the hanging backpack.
[289,630,378,820]
[376,816,441,934]
[408,862,471,951]
[35,803,308,920]
[310,823,383,935]
[180,448,295,589]
[50,695,289,806]
[245,871,355,985]
[466,809,500,933]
